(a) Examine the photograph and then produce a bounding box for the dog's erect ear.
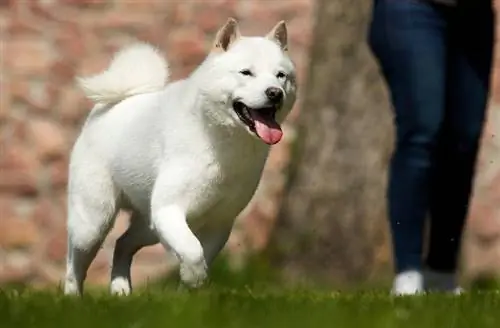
[266,20,288,52]
[212,18,241,52]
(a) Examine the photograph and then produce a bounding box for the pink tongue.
[250,110,283,145]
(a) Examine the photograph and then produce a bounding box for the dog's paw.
[179,259,208,288]
[110,277,132,296]
[64,276,82,297]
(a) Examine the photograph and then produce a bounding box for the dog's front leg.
[151,204,207,288]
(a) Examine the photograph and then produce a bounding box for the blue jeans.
[368,0,494,273]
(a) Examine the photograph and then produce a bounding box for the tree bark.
[269,0,394,285]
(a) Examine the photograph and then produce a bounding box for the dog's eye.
[239,69,253,77]
[276,71,287,79]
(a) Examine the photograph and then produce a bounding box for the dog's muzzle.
[232,100,283,145]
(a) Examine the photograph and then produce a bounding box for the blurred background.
[1,0,500,291]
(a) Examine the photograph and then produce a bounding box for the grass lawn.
[2,288,500,328]
[1,258,499,328]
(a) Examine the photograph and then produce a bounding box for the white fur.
[77,42,169,104]
[64,19,297,296]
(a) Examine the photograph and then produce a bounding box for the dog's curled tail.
[77,42,169,104]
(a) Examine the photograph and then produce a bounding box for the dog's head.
[197,18,297,145]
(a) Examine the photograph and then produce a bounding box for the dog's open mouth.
[233,101,283,145]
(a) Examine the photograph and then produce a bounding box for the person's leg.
[426,1,494,291]
[368,0,449,294]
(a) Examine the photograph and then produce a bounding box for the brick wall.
[0,0,314,287]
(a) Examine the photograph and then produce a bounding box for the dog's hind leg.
[64,162,119,296]
[110,213,159,295]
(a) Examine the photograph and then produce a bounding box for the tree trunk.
[269,0,394,286]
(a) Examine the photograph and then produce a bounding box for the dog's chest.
[187,145,267,224]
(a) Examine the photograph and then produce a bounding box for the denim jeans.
[368,0,494,273]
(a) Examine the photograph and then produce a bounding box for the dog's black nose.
[265,87,283,103]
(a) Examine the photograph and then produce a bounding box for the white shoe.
[423,269,463,294]
[391,270,424,296]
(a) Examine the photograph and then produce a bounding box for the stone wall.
[0,0,314,287]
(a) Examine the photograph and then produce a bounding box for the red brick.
[272,0,312,21]
[57,87,88,124]
[31,198,59,229]
[0,196,16,220]
[105,211,130,241]
[28,118,67,162]
[242,4,283,34]
[0,81,8,122]
[0,171,38,195]
[195,2,238,34]
[50,60,77,85]
[8,78,51,117]
[49,159,69,191]
[117,0,168,12]
[29,1,74,25]
[7,16,43,37]
[136,26,166,46]
[6,116,29,141]
[167,2,194,26]
[8,0,30,18]
[0,267,32,283]
[33,261,64,285]
[0,145,39,195]
[86,251,111,285]
[9,80,29,104]
[77,51,110,76]
[0,251,33,283]
[0,217,39,249]
[55,193,69,217]
[44,83,62,113]
[130,261,171,285]
[135,244,165,262]
[28,80,51,112]
[54,24,85,59]
[288,18,314,49]
[5,38,52,76]
[91,12,152,33]
[168,29,207,68]
[45,229,67,263]
[59,0,108,9]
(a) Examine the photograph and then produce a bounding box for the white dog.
[64,18,297,296]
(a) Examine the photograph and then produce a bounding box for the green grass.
[2,258,500,327]
[2,288,500,328]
